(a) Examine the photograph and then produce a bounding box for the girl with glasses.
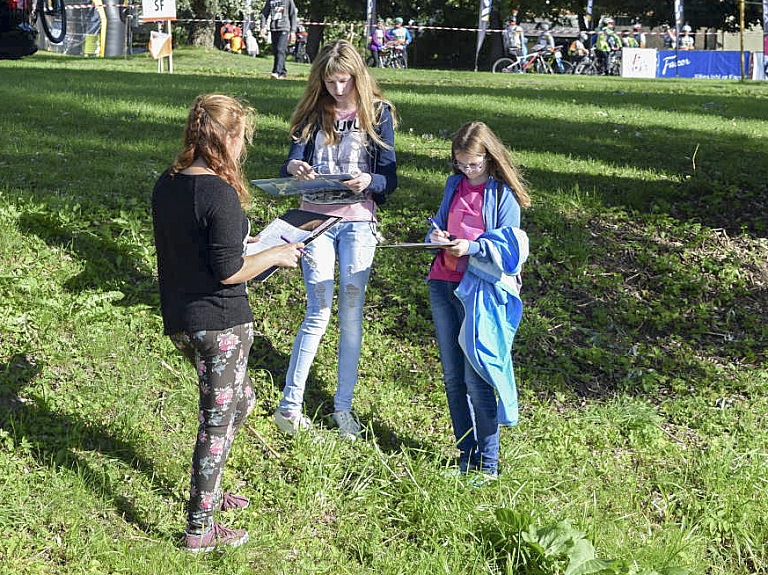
[274,40,398,440]
[425,121,531,479]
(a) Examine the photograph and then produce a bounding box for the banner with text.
[474,0,492,70]
[621,48,657,78]
[657,50,745,79]
[366,0,376,43]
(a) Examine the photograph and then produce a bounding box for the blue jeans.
[280,221,377,414]
[271,30,290,76]
[428,279,500,474]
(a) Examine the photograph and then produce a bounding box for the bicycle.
[492,47,572,74]
[22,0,67,44]
[292,41,310,63]
[571,49,600,75]
[379,42,406,69]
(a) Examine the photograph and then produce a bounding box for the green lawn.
[0,47,767,575]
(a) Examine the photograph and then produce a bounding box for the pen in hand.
[427,217,456,241]
[281,235,316,268]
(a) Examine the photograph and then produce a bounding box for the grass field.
[1,47,767,575]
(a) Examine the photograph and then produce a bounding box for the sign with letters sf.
[141,0,176,21]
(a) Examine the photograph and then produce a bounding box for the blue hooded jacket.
[455,227,529,426]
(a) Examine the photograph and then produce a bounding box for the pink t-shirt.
[428,177,486,282]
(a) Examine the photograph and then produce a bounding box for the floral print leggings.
[170,322,255,534]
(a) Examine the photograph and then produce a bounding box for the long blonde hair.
[451,121,531,208]
[287,40,397,149]
[170,94,255,207]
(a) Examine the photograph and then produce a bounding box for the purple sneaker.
[184,522,249,553]
[220,492,249,511]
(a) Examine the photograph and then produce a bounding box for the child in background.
[426,121,530,478]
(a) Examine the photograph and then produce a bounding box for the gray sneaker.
[332,410,362,440]
[274,410,312,435]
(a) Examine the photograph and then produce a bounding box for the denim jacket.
[424,174,521,253]
[279,102,398,205]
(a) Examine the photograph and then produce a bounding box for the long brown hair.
[170,94,255,207]
[287,40,397,149]
[451,121,531,208]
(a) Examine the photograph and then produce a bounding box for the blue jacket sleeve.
[279,134,309,177]
[369,104,398,204]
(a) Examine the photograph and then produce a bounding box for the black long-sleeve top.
[151,171,252,335]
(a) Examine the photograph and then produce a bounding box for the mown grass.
[0,47,767,575]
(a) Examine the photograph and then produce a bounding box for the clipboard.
[377,241,457,249]
[250,174,353,197]
[247,209,342,282]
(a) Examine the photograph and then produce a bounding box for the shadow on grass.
[17,212,157,307]
[0,352,177,538]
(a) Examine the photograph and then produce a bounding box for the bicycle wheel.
[492,57,515,73]
[38,0,66,44]
[556,60,574,74]
[533,58,552,74]
[574,60,598,75]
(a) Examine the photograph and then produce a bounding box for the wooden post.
[740,0,745,81]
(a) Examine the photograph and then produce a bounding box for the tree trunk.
[189,23,216,48]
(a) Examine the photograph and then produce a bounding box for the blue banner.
[657,51,746,79]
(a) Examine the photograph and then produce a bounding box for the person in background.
[530,21,555,53]
[260,0,297,79]
[568,31,589,65]
[679,24,694,50]
[593,25,610,73]
[502,14,526,59]
[425,121,530,480]
[152,94,303,552]
[387,16,412,68]
[220,19,236,51]
[621,30,639,48]
[369,17,387,67]
[661,23,676,49]
[632,23,646,48]
[274,40,398,440]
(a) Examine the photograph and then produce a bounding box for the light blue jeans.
[428,279,500,474]
[280,221,377,414]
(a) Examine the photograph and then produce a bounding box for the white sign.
[621,48,657,78]
[141,0,176,21]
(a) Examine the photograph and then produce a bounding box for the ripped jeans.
[280,221,376,414]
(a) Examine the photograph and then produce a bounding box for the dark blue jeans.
[271,30,290,76]
[429,279,500,474]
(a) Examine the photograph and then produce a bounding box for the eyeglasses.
[452,157,487,172]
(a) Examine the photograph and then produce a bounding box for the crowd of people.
[152,37,529,552]
[368,16,413,67]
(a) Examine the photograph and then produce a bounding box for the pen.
[427,217,456,241]
[280,235,316,267]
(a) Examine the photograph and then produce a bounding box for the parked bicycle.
[379,41,406,68]
[21,0,66,44]
[492,46,572,74]
[571,48,600,75]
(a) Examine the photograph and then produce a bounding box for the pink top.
[428,177,486,282]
